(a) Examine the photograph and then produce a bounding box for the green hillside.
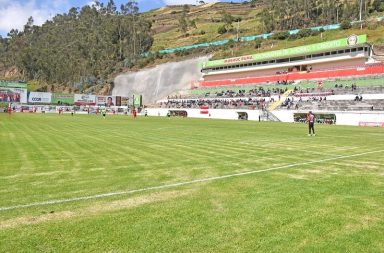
[0,0,383,93]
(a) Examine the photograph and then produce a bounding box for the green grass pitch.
[1,113,384,252]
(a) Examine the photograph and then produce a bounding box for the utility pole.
[359,0,364,30]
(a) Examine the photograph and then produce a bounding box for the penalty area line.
[1,149,383,212]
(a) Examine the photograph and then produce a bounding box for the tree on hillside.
[179,12,188,35]
[183,4,190,13]
[257,0,372,33]
[189,19,197,29]
[2,0,153,86]
[221,11,234,32]
[178,6,190,35]
[106,0,117,14]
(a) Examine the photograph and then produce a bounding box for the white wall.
[148,108,384,126]
[147,108,261,121]
[288,94,384,101]
[334,111,384,125]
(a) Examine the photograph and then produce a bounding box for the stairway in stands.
[260,109,280,122]
[268,89,293,111]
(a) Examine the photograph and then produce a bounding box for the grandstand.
[199,34,384,87]
[2,35,383,126]
[151,35,384,126]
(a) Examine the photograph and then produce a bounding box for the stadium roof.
[203,34,367,69]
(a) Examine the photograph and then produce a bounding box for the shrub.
[297,28,312,38]
[340,20,352,30]
[254,38,262,49]
[218,25,227,34]
[272,31,289,40]
[288,34,297,40]
[233,17,242,22]
[311,30,320,36]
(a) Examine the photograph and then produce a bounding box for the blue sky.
[0,0,243,37]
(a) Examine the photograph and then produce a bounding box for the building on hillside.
[199,34,384,87]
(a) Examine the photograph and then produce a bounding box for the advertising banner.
[0,81,27,89]
[96,96,116,106]
[52,93,74,105]
[115,96,121,106]
[28,92,52,103]
[96,96,107,106]
[359,122,384,128]
[74,94,96,106]
[0,87,27,103]
[133,95,142,108]
[200,105,209,114]
[121,97,130,106]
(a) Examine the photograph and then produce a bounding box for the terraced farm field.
[1,113,383,252]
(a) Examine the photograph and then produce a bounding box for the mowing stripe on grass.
[0,149,383,212]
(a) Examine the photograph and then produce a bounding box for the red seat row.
[200,64,384,87]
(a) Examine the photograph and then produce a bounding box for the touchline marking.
[1,149,383,212]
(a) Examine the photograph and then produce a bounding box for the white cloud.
[0,0,70,37]
[163,0,219,5]
[86,1,96,7]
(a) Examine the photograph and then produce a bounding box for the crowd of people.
[183,86,289,99]
[160,97,269,110]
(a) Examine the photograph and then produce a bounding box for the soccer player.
[307,111,315,136]
[7,103,12,118]
[102,107,106,118]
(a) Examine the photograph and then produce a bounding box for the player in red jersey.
[7,103,12,118]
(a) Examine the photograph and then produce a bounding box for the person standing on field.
[7,103,12,118]
[102,107,106,119]
[307,111,315,136]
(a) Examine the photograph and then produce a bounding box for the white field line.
[0,149,383,212]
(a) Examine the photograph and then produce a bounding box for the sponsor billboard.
[74,94,96,106]
[0,87,27,103]
[96,96,116,106]
[51,93,74,105]
[115,96,121,106]
[359,122,384,127]
[200,105,209,114]
[133,95,142,108]
[204,34,367,68]
[121,97,130,106]
[0,81,27,89]
[28,92,52,103]
[96,96,107,106]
